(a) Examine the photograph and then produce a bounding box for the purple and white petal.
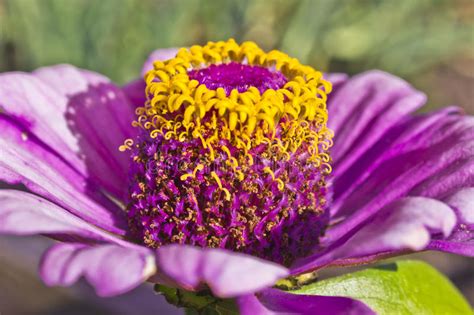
[40,243,155,297]
[153,245,288,298]
[237,289,375,315]
[0,117,127,234]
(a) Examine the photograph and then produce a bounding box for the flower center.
[188,62,287,95]
[123,39,333,265]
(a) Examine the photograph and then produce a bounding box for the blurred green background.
[0,0,473,313]
[0,0,473,112]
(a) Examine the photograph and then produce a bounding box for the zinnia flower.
[0,39,472,314]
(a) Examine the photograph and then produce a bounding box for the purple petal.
[0,66,137,200]
[153,245,288,298]
[331,109,473,232]
[291,72,473,274]
[65,81,137,199]
[328,70,426,178]
[292,197,456,274]
[237,289,375,315]
[237,295,271,314]
[0,190,107,239]
[123,79,147,107]
[141,48,179,76]
[33,64,110,97]
[0,117,127,234]
[0,71,85,172]
[33,65,137,199]
[324,72,348,90]
[0,189,136,247]
[428,188,474,256]
[331,106,459,215]
[40,243,155,297]
[445,188,474,227]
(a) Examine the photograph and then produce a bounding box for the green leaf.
[292,260,473,315]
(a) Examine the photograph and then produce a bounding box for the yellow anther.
[180,173,194,181]
[208,143,216,161]
[229,112,239,130]
[193,130,207,149]
[180,164,204,181]
[165,130,177,140]
[172,94,192,111]
[184,105,196,123]
[222,188,231,201]
[150,129,162,138]
[323,163,332,174]
[221,145,232,159]
[247,153,254,166]
[172,81,190,94]
[210,173,222,191]
[193,164,204,176]
[276,179,285,191]
[263,167,276,180]
[216,88,227,99]
[194,84,208,103]
[119,139,134,152]
[155,70,170,82]
[228,157,239,168]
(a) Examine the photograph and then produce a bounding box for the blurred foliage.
[0,0,473,85]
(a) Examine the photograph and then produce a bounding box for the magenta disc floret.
[188,62,287,95]
[125,40,333,265]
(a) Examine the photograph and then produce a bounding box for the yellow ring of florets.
[122,39,333,175]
